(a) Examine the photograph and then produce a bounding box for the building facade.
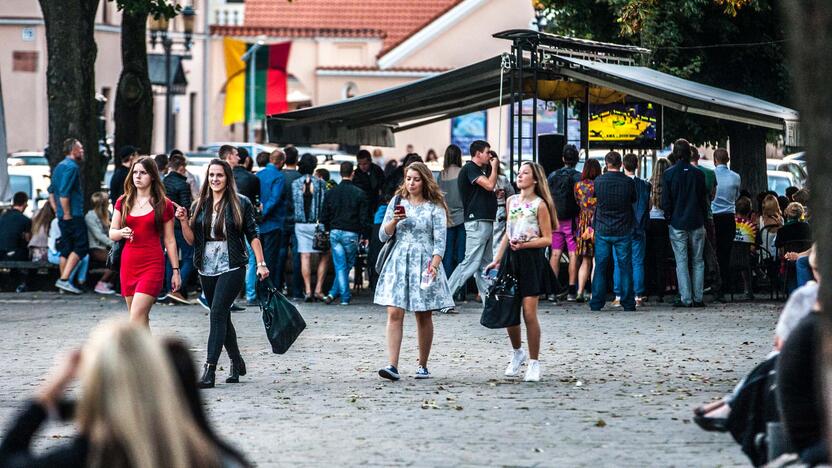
[1,0,534,157]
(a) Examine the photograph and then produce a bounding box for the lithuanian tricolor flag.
[223,38,291,126]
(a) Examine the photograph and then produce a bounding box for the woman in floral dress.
[374,162,453,381]
[574,159,602,302]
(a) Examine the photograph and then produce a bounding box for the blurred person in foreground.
[0,319,226,467]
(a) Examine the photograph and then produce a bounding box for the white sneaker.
[55,279,82,295]
[94,281,115,295]
[504,348,528,377]
[524,360,541,382]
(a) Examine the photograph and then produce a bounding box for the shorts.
[551,218,577,253]
[57,217,90,259]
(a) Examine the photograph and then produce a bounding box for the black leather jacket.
[191,195,259,272]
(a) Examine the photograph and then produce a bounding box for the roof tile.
[244,0,463,56]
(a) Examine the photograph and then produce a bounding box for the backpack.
[548,168,579,220]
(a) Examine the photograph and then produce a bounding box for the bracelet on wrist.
[172,267,180,271]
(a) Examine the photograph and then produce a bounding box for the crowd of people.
[0,134,823,463]
[0,137,817,375]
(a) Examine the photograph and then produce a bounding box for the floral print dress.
[574,179,597,257]
[374,199,454,312]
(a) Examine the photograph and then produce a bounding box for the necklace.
[137,197,150,209]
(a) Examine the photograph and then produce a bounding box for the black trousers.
[201,268,246,365]
[261,228,283,291]
[713,213,736,291]
[645,219,669,297]
[0,249,29,287]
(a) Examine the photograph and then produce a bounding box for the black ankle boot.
[226,357,246,383]
[198,364,216,389]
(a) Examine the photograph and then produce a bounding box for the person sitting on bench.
[0,192,32,292]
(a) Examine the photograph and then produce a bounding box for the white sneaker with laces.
[524,360,541,382]
[504,348,528,377]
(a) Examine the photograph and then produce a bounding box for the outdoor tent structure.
[266,29,799,174]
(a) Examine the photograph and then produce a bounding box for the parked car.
[197,142,279,158]
[7,152,49,167]
[767,170,798,196]
[6,165,51,215]
[766,159,806,187]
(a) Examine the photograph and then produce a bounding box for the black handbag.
[257,277,306,354]
[480,253,521,329]
[312,223,330,251]
[374,195,400,274]
[106,239,125,271]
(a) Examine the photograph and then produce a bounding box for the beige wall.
[395,0,533,69]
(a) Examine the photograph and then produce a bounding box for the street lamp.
[149,6,195,153]
[241,36,266,144]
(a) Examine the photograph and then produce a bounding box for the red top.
[115,196,174,249]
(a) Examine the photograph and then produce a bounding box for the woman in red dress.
[109,157,180,326]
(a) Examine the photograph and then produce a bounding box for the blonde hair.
[761,194,782,226]
[77,319,220,468]
[90,191,110,229]
[520,161,558,230]
[784,202,804,220]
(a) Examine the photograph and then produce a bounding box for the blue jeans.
[614,230,646,297]
[245,239,257,302]
[796,255,813,289]
[668,226,705,304]
[443,224,466,276]
[590,234,635,311]
[164,229,194,295]
[49,249,88,284]
[328,229,359,303]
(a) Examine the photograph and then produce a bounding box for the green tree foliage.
[540,0,789,145]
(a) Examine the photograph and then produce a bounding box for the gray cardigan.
[84,211,113,251]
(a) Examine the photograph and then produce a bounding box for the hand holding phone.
[393,204,406,220]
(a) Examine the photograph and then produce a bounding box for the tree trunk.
[727,123,767,197]
[114,9,153,155]
[38,0,101,210]
[0,72,10,201]
[782,0,832,454]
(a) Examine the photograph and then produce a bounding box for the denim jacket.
[291,175,326,224]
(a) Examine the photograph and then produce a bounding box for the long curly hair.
[121,156,167,232]
[649,158,670,211]
[395,162,450,222]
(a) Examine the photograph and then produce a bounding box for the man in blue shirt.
[257,149,287,291]
[590,151,636,311]
[53,138,88,295]
[612,153,652,307]
[710,148,741,293]
[661,139,708,307]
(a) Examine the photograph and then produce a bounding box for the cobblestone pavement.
[0,291,780,466]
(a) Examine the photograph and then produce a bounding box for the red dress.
[115,197,174,297]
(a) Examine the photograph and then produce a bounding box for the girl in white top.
[485,162,557,382]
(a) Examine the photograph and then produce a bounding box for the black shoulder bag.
[480,252,521,329]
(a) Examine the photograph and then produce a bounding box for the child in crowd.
[732,196,757,300]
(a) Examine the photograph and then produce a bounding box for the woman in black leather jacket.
[179,159,269,389]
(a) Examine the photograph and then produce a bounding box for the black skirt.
[508,248,559,298]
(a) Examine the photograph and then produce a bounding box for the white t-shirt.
[775,281,819,341]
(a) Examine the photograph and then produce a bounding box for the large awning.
[267,49,799,147]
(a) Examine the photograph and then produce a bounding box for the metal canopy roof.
[267,49,799,147]
[552,56,799,131]
[267,55,509,146]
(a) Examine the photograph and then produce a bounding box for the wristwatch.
[257,261,267,267]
